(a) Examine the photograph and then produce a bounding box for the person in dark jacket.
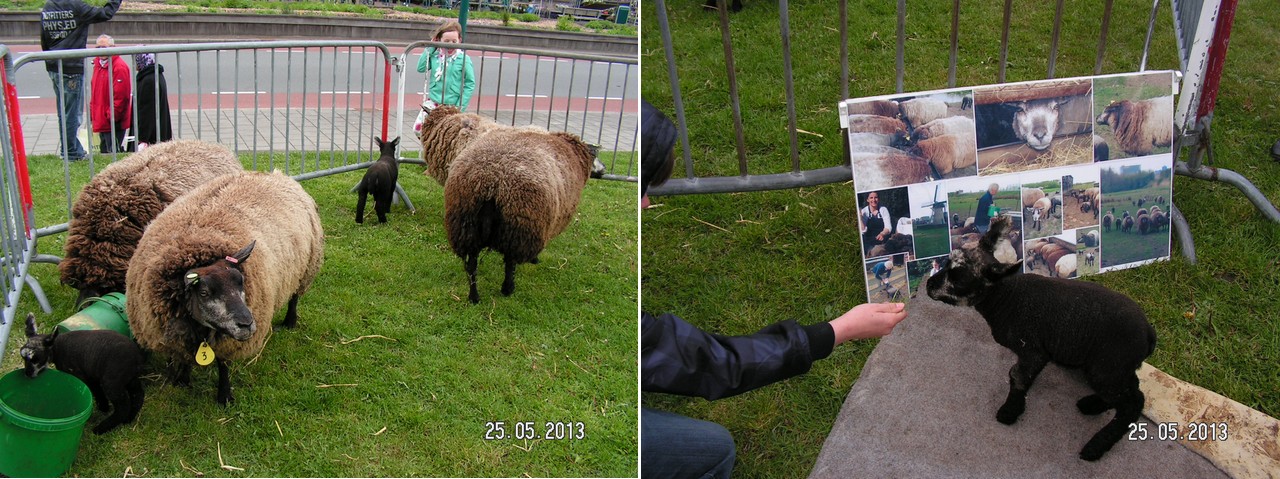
[640,101,908,479]
[130,52,171,148]
[974,183,1000,234]
[41,0,123,161]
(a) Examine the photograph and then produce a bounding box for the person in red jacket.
[90,34,132,153]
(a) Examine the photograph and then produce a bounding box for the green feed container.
[0,368,93,477]
[57,292,131,339]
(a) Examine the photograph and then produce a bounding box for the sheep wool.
[126,170,324,363]
[444,128,594,264]
[418,105,502,186]
[1097,96,1174,156]
[59,140,243,299]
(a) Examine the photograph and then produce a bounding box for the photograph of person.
[858,187,912,259]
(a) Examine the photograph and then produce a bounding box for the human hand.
[876,233,886,241]
[831,302,907,344]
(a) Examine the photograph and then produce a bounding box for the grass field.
[642,1,1280,477]
[0,152,638,477]
[911,223,950,259]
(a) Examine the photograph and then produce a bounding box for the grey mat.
[809,285,1228,478]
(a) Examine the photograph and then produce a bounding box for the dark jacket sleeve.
[641,311,835,400]
[77,0,122,25]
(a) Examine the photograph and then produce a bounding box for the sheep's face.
[1012,98,1066,151]
[926,216,1023,307]
[1096,101,1123,127]
[183,242,256,342]
[20,313,55,378]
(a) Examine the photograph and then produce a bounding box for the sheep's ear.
[229,241,256,266]
[24,313,37,338]
[390,137,400,149]
[373,136,383,148]
[986,260,1023,281]
[184,270,201,288]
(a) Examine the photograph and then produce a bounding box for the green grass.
[1,153,638,477]
[643,0,1280,477]
[911,223,949,259]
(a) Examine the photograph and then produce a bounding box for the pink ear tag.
[225,256,239,264]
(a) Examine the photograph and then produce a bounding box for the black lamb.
[355,136,400,224]
[19,313,146,435]
[925,215,1157,461]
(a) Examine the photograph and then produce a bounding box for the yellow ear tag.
[196,341,215,366]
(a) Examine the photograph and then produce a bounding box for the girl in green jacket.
[415,20,476,130]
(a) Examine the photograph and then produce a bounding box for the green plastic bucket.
[57,292,131,339]
[0,368,92,477]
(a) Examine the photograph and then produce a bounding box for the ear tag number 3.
[196,341,215,366]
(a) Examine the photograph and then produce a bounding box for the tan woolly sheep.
[418,105,503,186]
[422,107,597,303]
[59,140,242,306]
[910,134,975,176]
[125,171,324,404]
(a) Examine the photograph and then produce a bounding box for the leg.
[49,72,87,160]
[355,188,368,223]
[125,378,145,423]
[85,379,110,412]
[641,407,734,479]
[375,194,391,223]
[1076,394,1112,415]
[216,360,234,405]
[1079,374,1144,461]
[501,255,517,296]
[465,253,480,304]
[168,361,192,387]
[281,294,299,329]
[92,381,132,434]
[996,354,1049,425]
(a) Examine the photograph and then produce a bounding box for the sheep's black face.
[20,313,54,378]
[926,216,1023,307]
[185,265,255,341]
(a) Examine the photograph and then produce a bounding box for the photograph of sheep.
[845,91,978,192]
[864,254,909,303]
[1061,168,1102,231]
[1,146,638,477]
[1020,173,1064,240]
[1024,234,1078,279]
[906,256,945,300]
[973,79,1094,175]
[906,182,954,259]
[1092,72,1176,160]
[1077,227,1101,278]
[1099,157,1174,271]
[857,187,914,260]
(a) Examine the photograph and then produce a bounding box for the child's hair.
[641,101,677,196]
[432,20,463,41]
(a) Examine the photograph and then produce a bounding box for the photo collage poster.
[843,71,1176,303]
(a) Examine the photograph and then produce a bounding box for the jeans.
[47,71,87,160]
[641,408,735,479]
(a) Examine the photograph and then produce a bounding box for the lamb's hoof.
[92,423,118,435]
[355,218,363,224]
[996,403,1024,425]
[530,256,540,265]
[501,283,515,296]
[1076,394,1111,415]
[1078,443,1108,462]
[468,291,480,304]
[217,391,235,406]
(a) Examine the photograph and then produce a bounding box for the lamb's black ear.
[986,260,1023,280]
[229,241,256,267]
[24,313,37,338]
[373,136,383,149]
[390,137,400,149]
[979,215,1011,252]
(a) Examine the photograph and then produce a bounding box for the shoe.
[66,155,87,162]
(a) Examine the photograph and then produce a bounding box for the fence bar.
[999,0,1012,83]
[656,0,694,180]
[780,0,800,172]
[1140,0,1162,71]
[840,0,849,98]
[1047,0,1064,78]
[1095,0,1115,74]
[718,0,748,175]
[895,0,905,93]
[651,166,852,196]
[1169,202,1196,264]
[948,0,959,88]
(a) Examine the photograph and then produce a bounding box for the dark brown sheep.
[59,140,242,306]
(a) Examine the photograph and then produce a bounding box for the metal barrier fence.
[0,38,637,356]
[394,40,638,180]
[648,0,1278,263]
[0,45,51,361]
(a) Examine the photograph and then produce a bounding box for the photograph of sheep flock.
[0,140,637,477]
[849,72,1175,298]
